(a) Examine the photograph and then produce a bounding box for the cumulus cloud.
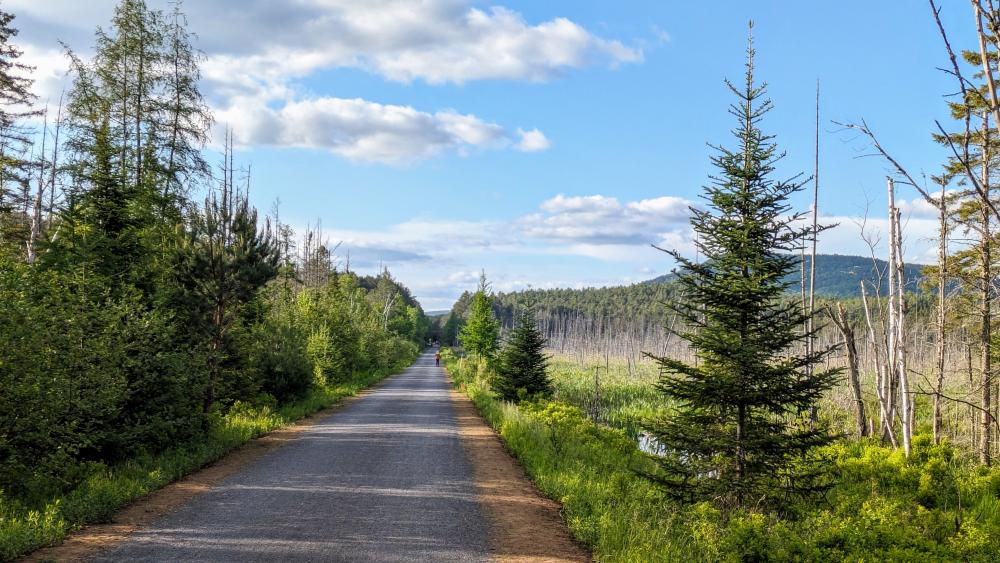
[289,193,958,309]
[183,0,642,87]
[13,0,626,160]
[515,128,551,152]
[521,193,694,246]
[894,190,957,219]
[218,97,519,164]
[16,0,638,91]
[19,44,70,104]
[322,219,515,265]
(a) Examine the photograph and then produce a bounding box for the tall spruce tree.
[0,8,40,252]
[644,27,839,510]
[460,272,500,361]
[494,310,551,402]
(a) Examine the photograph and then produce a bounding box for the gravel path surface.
[94,352,491,562]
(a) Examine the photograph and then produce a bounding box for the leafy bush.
[250,321,314,403]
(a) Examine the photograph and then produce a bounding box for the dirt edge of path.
[22,377,394,563]
[450,385,592,563]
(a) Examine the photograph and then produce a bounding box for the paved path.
[95,352,491,562]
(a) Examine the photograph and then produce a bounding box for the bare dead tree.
[25,108,46,263]
[828,302,868,436]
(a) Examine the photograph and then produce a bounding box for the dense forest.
[441,254,926,342]
[0,2,427,557]
[649,253,929,297]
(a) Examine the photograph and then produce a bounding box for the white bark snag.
[934,189,947,444]
[887,177,912,456]
[26,110,47,264]
[861,279,897,448]
[807,81,820,421]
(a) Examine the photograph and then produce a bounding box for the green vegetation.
[459,272,500,361]
[0,3,427,560]
[645,34,839,509]
[445,351,1000,561]
[549,359,664,434]
[437,20,1000,560]
[494,310,552,402]
[0,365,410,561]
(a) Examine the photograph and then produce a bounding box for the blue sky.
[13,0,971,309]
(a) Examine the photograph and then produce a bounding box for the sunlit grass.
[548,356,668,437]
[445,351,1000,562]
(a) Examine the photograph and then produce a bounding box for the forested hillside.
[0,3,426,559]
[438,254,929,355]
[647,253,928,297]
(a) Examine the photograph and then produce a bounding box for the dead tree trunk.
[829,303,868,436]
[887,177,912,456]
[934,189,948,443]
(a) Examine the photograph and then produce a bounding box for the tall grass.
[0,363,408,562]
[445,351,1000,562]
[549,357,666,437]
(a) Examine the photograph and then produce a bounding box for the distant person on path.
[435,351,441,366]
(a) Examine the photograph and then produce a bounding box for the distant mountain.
[453,254,933,334]
[646,254,929,298]
[425,310,451,317]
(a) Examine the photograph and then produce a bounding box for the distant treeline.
[647,253,930,298]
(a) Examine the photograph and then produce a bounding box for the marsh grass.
[549,357,667,437]
[445,351,1000,562]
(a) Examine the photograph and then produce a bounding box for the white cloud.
[15,0,626,161]
[12,0,640,100]
[288,195,953,310]
[515,128,551,152]
[522,193,694,246]
[894,190,957,219]
[218,97,521,164]
[322,219,515,265]
[179,1,642,87]
[20,44,70,103]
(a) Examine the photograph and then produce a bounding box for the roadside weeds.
[448,379,591,563]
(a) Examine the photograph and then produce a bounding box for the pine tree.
[644,26,839,510]
[0,8,40,252]
[459,272,499,361]
[494,310,551,402]
[170,144,280,416]
[441,313,462,346]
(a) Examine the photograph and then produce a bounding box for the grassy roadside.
[0,360,412,562]
[443,350,1000,562]
[443,350,690,561]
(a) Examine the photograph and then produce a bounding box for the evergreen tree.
[494,310,551,402]
[159,2,211,209]
[0,8,40,251]
[644,28,839,510]
[171,171,280,415]
[441,313,462,346]
[459,272,499,361]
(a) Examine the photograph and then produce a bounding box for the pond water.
[636,431,668,456]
